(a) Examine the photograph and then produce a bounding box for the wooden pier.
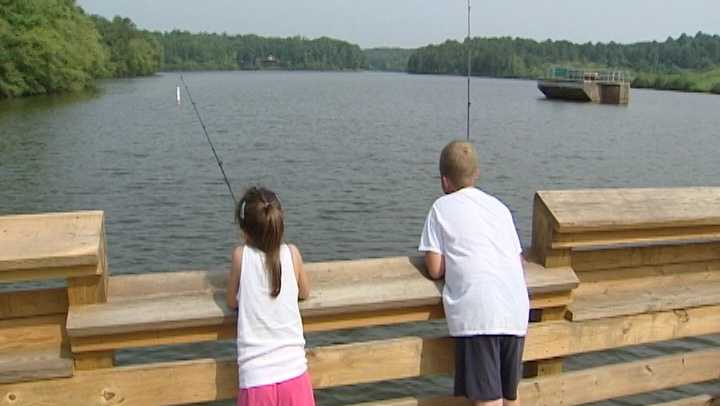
[1,187,719,405]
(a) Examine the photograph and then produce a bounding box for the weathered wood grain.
[0,348,73,384]
[68,260,577,339]
[569,278,720,321]
[1,345,717,406]
[107,257,577,299]
[69,301,720,359]
[0,315,66,353]
[0,211,103,275]
[0,288,67,319]
[571,242,720,272]
[649,395,716,406]
[536,188,720,233]
[0,315,72,384]
[352,350,720,406]
[552,226,720,249]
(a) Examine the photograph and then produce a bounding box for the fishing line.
[179,75,238,205]
[466,0,472,141]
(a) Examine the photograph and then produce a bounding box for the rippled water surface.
[1,71,719,404]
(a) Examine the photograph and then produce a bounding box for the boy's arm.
[424,251,446,280]
[226,247,243,309]
[289,244,311,300]
[419,206,445,280]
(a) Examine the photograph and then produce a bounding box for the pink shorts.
[237,371,315,406]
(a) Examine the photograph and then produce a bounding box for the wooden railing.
[1,187,719,405]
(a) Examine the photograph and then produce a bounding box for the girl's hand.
[289,244,310,300]
[226,247,243,309]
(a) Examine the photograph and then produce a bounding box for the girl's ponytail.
[262,204,284,297]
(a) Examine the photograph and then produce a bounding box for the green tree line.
[406,33,720,93]
[155,31,366,71]
[0,0,108,97]
[0,0,162,98]
[92,15,163,77]
[3,0,720,98]
[0,0,364,98]
[364,48,414,72]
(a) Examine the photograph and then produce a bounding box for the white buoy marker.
[176,86,181,105]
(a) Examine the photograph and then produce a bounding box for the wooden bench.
[531,188,720,321]
[66,257,578,354]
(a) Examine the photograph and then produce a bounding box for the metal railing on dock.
[1,187,719,405]
[545,67,632,83]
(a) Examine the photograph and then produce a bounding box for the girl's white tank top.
[236,244,307,388]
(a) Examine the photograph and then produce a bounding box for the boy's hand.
[424,251,445,280]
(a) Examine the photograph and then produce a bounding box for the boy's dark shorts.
[454,335,525,401]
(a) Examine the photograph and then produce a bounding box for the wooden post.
[531,193,571,268]
[67,220,114,370]
[526,193,571,377]
[523,305,568,377]
[0,211,115,380]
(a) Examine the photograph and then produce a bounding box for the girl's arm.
[289,244,311,300]
[226,247,243,309]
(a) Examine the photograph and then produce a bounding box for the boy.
[419,140,529,406]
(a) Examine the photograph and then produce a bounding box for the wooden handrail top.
[0,211,104,277]
[66,257,578,338]
[537,187,720,233]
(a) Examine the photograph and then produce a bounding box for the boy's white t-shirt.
[419,187,529,337]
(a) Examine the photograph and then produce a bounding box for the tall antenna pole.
[466,0,472,141]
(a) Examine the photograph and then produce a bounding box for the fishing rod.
[179,75,238,205]
[466,0,472,141]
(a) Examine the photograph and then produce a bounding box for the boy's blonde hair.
[439,140,479,187]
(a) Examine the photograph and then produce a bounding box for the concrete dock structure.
[538,68,631,104]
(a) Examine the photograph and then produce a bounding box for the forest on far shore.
[2,0,720,98]
[406,33,720,94]
[0,1,364,98]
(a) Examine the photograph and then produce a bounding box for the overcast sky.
[76,0,720,48]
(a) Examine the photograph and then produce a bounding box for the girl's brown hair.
[236,187,284,297]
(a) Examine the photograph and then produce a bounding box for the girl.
[226,187,314,406]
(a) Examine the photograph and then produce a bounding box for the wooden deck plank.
[524,305,720,361]
[571,242,720,272]
[575,260,720,290]
[351,397,467,406]
[351,351,720,406]
[0,211,104,274]
[0,315,72,384]
[537,187,720,233]
[69,260,576,338]
[0,288,67,319]
[551,227,720,250]
[569,278,720,321]
[0,315,66,353]
[107,257,578,300]
[649,395,716,406]
[1,345,717,405]
[69,301,720,358]
[0,349,73,384]
[68,293,230,337]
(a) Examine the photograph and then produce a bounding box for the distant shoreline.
[157,69,720,96]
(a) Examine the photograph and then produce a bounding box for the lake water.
[1,71,719,404]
